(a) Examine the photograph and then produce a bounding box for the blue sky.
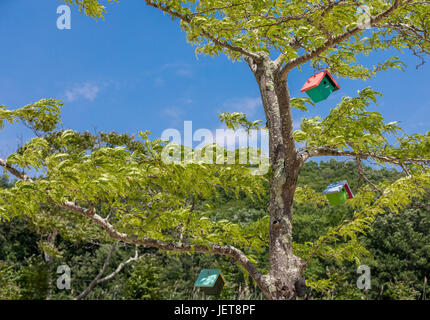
[1,0,429,161]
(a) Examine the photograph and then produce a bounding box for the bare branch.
[355,158,384,194]
[376,22,430,43]
[299,147,430,167]
[75,245,143,300]
[97,245,141,284]
[75,243,117,300]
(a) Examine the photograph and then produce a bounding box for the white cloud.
[161,63,194,77]
[154,76,164,86]
[179,97,193,104]
[64,82,100,102]
[162,107,185,119]
[222,97,262,116]
[176,68,193,77]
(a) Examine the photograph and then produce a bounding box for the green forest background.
[1,159,428,300]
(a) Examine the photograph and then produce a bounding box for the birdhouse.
[194,269,226,296]
[300,70,340,103]
[322,180,354,205]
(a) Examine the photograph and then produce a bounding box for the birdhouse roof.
[300,70,340,92]
[323,180,354,199]
[194,269,226,287]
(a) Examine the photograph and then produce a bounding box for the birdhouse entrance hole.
[300,70,340,103]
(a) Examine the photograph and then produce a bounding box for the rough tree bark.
[44,230,58,300]
[246,55,304,300]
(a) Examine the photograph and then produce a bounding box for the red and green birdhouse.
[322,180,354,205]
[300,70,340,103]
[194,269,226,296]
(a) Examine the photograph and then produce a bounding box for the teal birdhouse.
[322,180,354,205]
[194,269,226,296]
[300,70,340,103]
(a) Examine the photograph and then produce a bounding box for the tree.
[364,201,430,299]
[1,0,430,300]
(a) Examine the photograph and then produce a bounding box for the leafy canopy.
[72,1,430,79]
[0,0,429,296]
[0,102,269,260]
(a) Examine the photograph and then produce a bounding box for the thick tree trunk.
[247,56,304,300]
[43,230,58,300]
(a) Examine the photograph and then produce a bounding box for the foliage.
[0,158,428,300]
[124,256,166,300]
[0,103,268,256]
[364,203,430,299]
[0,261,22,299]
[0,0,429,300]
[219,112,263,132]
[0,99,62,133]
[63,0,118,19]
[384,280,421,300]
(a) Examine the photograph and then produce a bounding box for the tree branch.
[376,22,430,43]
[144,0,263,61]
[279,0,402,77]
[299,147,430,167]
[0,158,33,182]
[97,245,141,284]
[75,244,143,300]
[355,157,384,194]
[0,157,269,297]
[75,243,117,300]
[62,201,268,297]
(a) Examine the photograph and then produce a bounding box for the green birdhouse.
[300,70,340,103]
[322,180,354,205]
[194,269,226,296]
